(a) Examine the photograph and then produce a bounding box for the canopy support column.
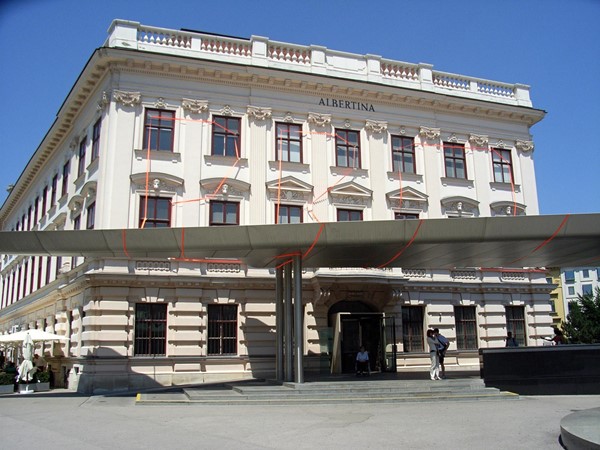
[293,255,304,384]
[275,266,284,382]
[284,262,293,382]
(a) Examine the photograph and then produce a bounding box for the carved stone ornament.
[344,119,352,129]
[331,194,368,206]
[419,126,441,140]
[365,120,388,134]
[221,105,234,116]
[447,133,458,143]
[182,98,209,114]
[469,133,489,147]
[113,90,141,107]
[247,106,272,121]
[97,91,109,111]
[516,140,534,152]
[307,112,331,127]
[283,112,294,122]
[269,190,305,201]
[154,97,167,109]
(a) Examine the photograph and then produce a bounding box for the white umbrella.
[17,332,36,383]
[0,329,69,343]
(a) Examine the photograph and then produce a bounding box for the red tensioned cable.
[170,257,243,264]
[508,214,570,265]
[303,222,326,258]
[376,219,424,268]
[121,229,131,258]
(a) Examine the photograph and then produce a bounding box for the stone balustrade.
[106,20,532,107]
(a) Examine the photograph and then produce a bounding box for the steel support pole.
[284,262,293,382]
[275,266,284,382]
[293,255,304,384]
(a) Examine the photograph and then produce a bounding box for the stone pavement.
[0,387,599,449]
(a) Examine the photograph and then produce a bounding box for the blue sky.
[1,0,598,215]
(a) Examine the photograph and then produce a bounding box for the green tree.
[562,287,600,344]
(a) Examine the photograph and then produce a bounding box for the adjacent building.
[0,20,553,393]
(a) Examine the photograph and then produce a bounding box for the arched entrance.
[328,301,396,374]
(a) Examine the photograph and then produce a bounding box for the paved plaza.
[0,389,598,449]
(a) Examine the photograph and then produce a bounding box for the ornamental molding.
[113,90,141,107]
[220,105,234,116]
[268,189,307,202]
[307,112,331,127]
[97,91,109,111]
[469,133,489,146]
[446,133,459,143]
[247,106,272,121]
[365,120,388,134]
[515,139,534,152]
[490,201,526,216]
[418,126,441,140]
[182,98,209,114]
[154,97,168,109]
[283,112,295,122]
[493,139,510,149]
[441,196,479,216]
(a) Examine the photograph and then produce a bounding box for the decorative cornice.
[247,106,272,121]
[113,90,141,107]
[515,139,534,153]
[181,98,209,114]
[469,133,489,147]
[419,126,441,140]
[365,120,388,134]
[307,112,331,127]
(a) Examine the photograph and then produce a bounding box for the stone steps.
[136,374,519,405]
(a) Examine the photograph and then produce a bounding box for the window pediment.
[441,196,479,217]
[490,201,526,216]
[200,178,251,199]
[330,181,372,206]
[131,172,184,193]
[266,176,313,202]
[387,187,428,209]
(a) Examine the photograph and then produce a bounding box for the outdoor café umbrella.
[0,329,69,343]
[17,332,36,383]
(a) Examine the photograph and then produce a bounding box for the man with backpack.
[434,328,450,379]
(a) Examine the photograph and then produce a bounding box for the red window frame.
[92,118,101,161]
[337,209,363,222]
[209,201,239,226]
[492,148,513,183]
[78,137,87,177]
[212,116,241,157]
[143,109,175,152]
[335,129,361,168]
[86,202,95,229]
[391,136,415,173]
[61,161,70,197]
[276,204,303,224]
[139,196,172,228]
[444,142,467,179]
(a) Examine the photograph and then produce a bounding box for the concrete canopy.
[1,214,598,269]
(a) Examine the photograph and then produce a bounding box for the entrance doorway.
[328,301,397,374]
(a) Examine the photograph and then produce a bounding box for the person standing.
[355,345,370,376]
[426,329,440,380]
[434,328,449,379]
[505,331,518,347]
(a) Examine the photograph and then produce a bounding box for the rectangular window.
[402,306,424,352]
[275,123,302,163]
[92,118,101,161]
[86,202,95,229]
[335,129,361,168]
[139,197,171,228]
[337,209,363,222]
[208,304,238,355]
[505,306,526,346]
[564,270,575,283]
[210,201,239,226]
[276,204,303,224]
[27,206,32,230]
[61,161,70,197]
[391,136,415,173]
[444,142,466,179]
[395,212,419,220]
[78,137,87,177]
[34,196,39,225]
[51,175,58,206]
[582,284,593,296]
[73,214,81,231]
[582,269,590,279]
[42,185,48,215]
[454,306,478,350]
[143,109,175,152]
[134,303,167,356]
[37,257,43,291]
[492,148,513,183]
[29,258,35,295]
[212,116,241,157]
[45,256,52,285]
[567,286,575,296]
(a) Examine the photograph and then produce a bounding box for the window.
[402,306,424,352]
[27,205,32,230]
[61,161,70,197]
[567,286,575,296]
[78,137,87,177]
[492,148,513,183]
[42,186,48,216]
[134,303,167,356]
[73,214,81,231]
[210,201,239,226]
[34,196,39,225]
[45,256,52,285]
[444,142,466,179]
[582,269,590,279]
[335,129,360,168]
[212,116,240,157]
[582,284,593,296]
[276,204,302,224]
[276,123,302,163]
[208,304,238,355]
[51,175,58,206]
[86,202,95,229]
[564,270,575,283]
[143,109,175,152]
[337,209,363,222]
[92,118,101,161]
[391,136,415,173]
[139,196,171,228]
[505,306,526,346]
[454,306,478,350]
[395,212,419,220]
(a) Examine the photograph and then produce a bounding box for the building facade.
[560,267,600,315]
[0,20,553,393]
